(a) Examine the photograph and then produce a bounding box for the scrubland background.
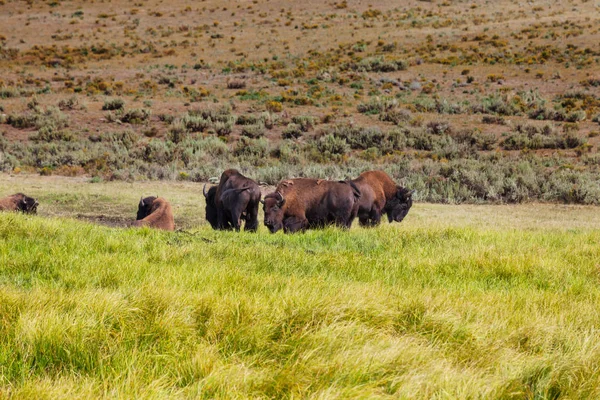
[0,0,599,203]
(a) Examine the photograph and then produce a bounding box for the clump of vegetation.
[227,79,246,89]
[241,123,266,138]
[426,120,452,135]
[6,106,69,130]
[291,115,315,132]
[30,127,74,142]
[58,96,81,111]
[233,137,268,163]
[309,134,349,162]
[329,124,405,153]
[502,123,585,150]
[102,98,125,111]
[118,109,151,124]
[482,115,506,125]
[380,108,412,125]
[357,97,397,114]
[345,57,407,72]
[282,123,303,139]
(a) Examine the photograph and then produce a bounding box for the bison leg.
[216,209,229,230]
[244,202,259,233]
[358,213,371,227]
[227,206,244,232]
[368,208,382,227]
[283,216,307,233]
[331,207,355,229]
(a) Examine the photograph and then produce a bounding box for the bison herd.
[0,170,414,233]
[204,169,414,234]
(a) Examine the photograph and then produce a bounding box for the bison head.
[385,188,414,223]
[203,184,219,229]
[261,192,285,233]
[15,193,39,214]
[136,196,157,220]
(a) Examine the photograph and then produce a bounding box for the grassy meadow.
[1,176,600,398]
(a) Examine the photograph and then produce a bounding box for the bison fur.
[0,193,39,214]
[203,169,261,232]
[262,178,361,234]
[132,196,175,231]
[351,170,413,227]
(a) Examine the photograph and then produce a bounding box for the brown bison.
[132,196,175,231]
[0,193,39,214]
[351,170,414,227]
[203,169,261,232]
[262,178,361,233]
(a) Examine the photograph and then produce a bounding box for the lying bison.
[0,193,38,214]
[203,169,261,232]
[351,170,414,227]
[262,178,361,233]
[132,196,175,231]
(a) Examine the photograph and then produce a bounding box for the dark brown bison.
[0,193,39,214]
[132,196,175,231]
[203,169,261,232]
[351,170,414,227]
[262,178,361,233]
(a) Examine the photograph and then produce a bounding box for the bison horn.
[276,192,284,203]
[139,197,145,206]
[408,189,415,197]
[203,184,208,198]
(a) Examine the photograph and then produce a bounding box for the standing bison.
[203,169,261,232]
[351,170,414,227]
[0,193,39,214]
[262,178,361,233]
[132,196,175,231]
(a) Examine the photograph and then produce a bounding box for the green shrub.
[120,109,151,124]
[380,108,412,124]
[58,96,80,111]
[291,115,315,132]
[282,123,303,139]
[7,106,69,130]
[241,123,266,138]
[314,134,349,156]
[473,94,521,116]
[167,121,188,143]
[233,137,268,163]
[426,120,452,135]
[357,97,397,114]
[330,124,405,153]
[481,115,506,125]
[30,127,74,142]
[102,98,125,111]
[344,57,407,72]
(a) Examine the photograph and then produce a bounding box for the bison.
[132,196,175,231]
[351,170,414,227]
[203,169,261,232]
[0,193,39,214]
[262,178,361,233]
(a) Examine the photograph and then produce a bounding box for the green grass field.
[1,177,600,398]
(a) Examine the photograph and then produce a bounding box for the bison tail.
[347,180,361,200]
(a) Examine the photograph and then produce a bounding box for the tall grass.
[1,212,600,398]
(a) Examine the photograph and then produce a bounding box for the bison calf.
[352,170,413,227]
[262,178,360,234]
[132,196,175,231]
[203,169,261,232]
[0,193,39,214]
